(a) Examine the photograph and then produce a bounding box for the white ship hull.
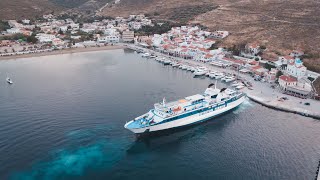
[125,96,246,134]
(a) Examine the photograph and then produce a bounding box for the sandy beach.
[0,45,124,61]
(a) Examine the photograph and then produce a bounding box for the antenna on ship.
[163,97,166,107]
[215,80,218,89]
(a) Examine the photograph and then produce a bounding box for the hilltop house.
[210,31,229,39]
[290,50,304,58]
[245,43,260,56]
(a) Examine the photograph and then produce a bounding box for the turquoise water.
[0,49,319,180]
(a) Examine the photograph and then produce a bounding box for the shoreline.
[0,45,124,61]
[125,44,320,120]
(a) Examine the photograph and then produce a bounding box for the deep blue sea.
[0,49,319,180]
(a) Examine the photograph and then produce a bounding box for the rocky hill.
[0,0,63,20]
[101,0,320,72]
[0,0,110,20]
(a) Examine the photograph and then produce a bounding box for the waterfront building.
[122,30,135,42]
[98,36,120,43]
[278,75,312,98]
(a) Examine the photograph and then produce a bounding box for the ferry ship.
[124,84,246,134]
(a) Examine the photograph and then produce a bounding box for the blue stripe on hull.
[138,104,240,135]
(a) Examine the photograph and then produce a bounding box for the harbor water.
[0,49,319,180]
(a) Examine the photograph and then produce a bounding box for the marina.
[126,44,320,119]
[0,49,319,180]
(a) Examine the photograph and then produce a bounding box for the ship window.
[211,95,217,98]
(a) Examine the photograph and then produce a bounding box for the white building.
[6,28,21,34]
[80,28,95,33]
[285,58,307,79]
[211,31,229,39]
[59,26,68,32]
[104,28,117,35]
[279,75,312,98]
[22,19,30,24]
[290,50,304,58]
[36,33,56,43]
[245,43,260,56]
[152,34,163,47]
[71,35,81,40]
[122,30,134,42]
[98,35,120,43]
[136,14,145,20]
[43,14,54,19]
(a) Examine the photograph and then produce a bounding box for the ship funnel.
[208,83,215,88]
[220,88,227,92]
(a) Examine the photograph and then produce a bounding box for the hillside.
[0,0,109,20]
[0,0,63,20]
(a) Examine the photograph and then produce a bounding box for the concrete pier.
[246,93,320,120]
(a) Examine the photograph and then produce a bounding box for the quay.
[125,44,320,119]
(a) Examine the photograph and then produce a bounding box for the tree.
[58,29,64,35]
[276,70,283,78]
[264,63,276,70]
[27,35,38,44]
[12,48,15,52]
[4,49,8,53]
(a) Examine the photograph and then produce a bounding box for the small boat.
[214,73,224,79]
[225,77,236,83]
[236,85,245,90]
[155,57,162,61]
[190,67,196,72]
[163,59,172,65]
[208,72,217,79]
[181,65,188,70]
[141,53,151,57]
[193,67,207,76]
[6,77,13,84]
[158,58,165,63]
[231,81,242,87]
[172,63,180,67]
